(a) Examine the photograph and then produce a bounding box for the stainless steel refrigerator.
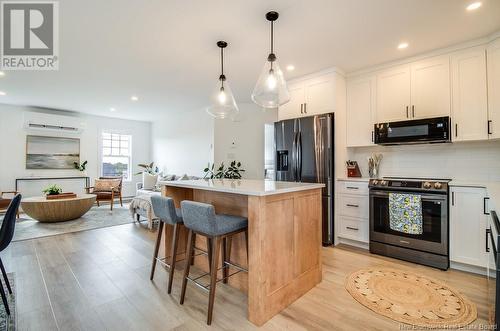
[271,113,334,245]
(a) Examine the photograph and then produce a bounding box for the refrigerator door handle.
[297,131,302,182]
[292,131,297,181]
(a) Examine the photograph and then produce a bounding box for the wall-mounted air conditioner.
[23,111,86,134]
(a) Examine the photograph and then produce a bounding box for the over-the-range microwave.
[374,116,451,145]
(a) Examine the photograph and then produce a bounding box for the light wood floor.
[1,222,490,330]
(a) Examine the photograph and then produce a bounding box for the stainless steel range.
[369,177,450,270]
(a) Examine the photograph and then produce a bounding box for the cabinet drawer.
[338,181,369,195]
[339,217,369,243]
[339,195,369,219]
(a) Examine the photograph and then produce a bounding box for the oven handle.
[369,190,447,201]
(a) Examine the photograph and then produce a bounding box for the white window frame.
[99,130,133,182]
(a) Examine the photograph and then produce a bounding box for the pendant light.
[207,41,238,119]
[251,11,290,109]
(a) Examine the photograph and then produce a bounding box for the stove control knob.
[423,182,432,189]
[372,180,378,185]
[434,182,443,190]
[380,180,387,186]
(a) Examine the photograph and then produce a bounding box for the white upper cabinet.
[451,47,488,142]
[487,38,500,140]
[375,55,451,123]
[346,75,376,147]
[410,56,451,119]
[278,73,338,121]
[376,65,411,122]
[304,76,336,116]
[278,83,305,121]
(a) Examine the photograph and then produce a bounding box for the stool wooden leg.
[150,221,164,280]
[222,237,228,284]
[189,233,196,266]
[180,230,195,305]
[206,238,213,272]
[207,236,221,325]
[167,223,180,294]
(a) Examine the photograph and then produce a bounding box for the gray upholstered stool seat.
[180,200,247,236]
[149,195,184,294]
[151,195,183,225]
[213,214,247,235]
[179,200,249,325]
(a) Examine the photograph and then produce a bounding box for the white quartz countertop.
[158,179,325,196]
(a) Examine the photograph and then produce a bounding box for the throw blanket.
[389,193,423,235]
[129,195,157,228]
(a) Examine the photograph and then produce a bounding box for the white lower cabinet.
[450,186,489,268]
[337,180,369,244]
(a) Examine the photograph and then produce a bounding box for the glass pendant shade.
[251,11,290,109]
[206,40,238,119]
[251,59,290,109]
[206,79,238,119]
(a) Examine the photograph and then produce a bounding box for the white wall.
[152,109,214,177]
[346,140,500,182]
[0,104,151,197]
[214,103,277,179]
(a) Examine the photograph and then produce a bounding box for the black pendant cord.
[270,20,274,55]
[220,47,224,89]
[267,21,276,72]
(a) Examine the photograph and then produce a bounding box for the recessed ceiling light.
[466,2,482,10]
[0,91,6,96]
[130,95,139,101]
[397,42,409,50]
[286,65,295,71]
[110,107,116,112]
[0,71,5,77]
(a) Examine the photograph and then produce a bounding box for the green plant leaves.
[203,161,245,179]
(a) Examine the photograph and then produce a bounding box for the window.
[101,132,132,180]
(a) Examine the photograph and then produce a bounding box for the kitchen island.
[159,179,324,326]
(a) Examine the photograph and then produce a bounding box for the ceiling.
[1,0,499,121]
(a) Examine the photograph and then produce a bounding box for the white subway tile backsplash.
[347,140,500,182]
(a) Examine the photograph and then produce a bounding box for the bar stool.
[179,200,248,325]
[150,195,184,294]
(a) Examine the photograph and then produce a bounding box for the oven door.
[487,211,499,328]
[369,189,448,255]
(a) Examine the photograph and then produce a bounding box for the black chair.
[0,194,21,315]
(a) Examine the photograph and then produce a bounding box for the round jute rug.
[345,268,477,329]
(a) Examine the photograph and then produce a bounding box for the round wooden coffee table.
[21,194,96,222]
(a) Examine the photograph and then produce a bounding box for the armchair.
[0,191,19,219]
[85,177,123,211]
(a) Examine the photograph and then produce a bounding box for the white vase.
[142,172,158,190]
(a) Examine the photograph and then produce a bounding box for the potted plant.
[74,160,88,176]
[42,184,62,196]
[203,161,245,179]
[135,162,160,190]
